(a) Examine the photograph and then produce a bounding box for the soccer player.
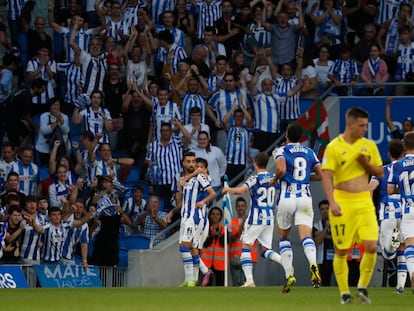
[176,152,217,287]
[273,122,322,293]
[222,152,283,287]
[369,139,406,294]
[321,107,384,304]
[388,131,414,293]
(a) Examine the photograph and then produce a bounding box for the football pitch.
[1,287,413,311]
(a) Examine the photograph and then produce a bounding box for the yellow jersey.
[321,135,383,186]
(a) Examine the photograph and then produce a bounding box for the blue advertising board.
[339,97,414,161]
[0,266,28,288]
[34,264,102,288]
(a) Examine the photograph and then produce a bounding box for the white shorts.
[179,217,206,248]
[380,218,402,248]
[401,213,414,240]
[276,196,314,230]
[193,218,209,249]
[241,223,274,250]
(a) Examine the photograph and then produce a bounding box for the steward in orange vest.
[200,207,228,286]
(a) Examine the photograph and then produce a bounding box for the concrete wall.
[126,97,385,287]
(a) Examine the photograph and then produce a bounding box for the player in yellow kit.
[321,107,384,304]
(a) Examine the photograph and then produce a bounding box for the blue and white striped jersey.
[388,153,414,215]
[371,162,402,220]
[226,126,250,165]
[79,50,107,96]
[60,27,94,62]
[195,0,222,39]
[152,0,176,23]
[20,215,43,261]
[0,159,16,192]
[181,92,206,124]
[88,158,118,184]
[48,180,71,208]
[122,5,139,30]
[122,197,147,222]
[150,101,182,140]
[157,43,187,75]
[181,173,212,224]
[245,171,276,225]
[10,161,39,196]
[145,137,183,185]
[273,143,320,199]
[274,75,301,120]
[57,62,82,104]
[26,57,57,104]
[0,221,7,258]
[106,18,128,42]
[7,0,24,20]
[155,25,185,47]
[79,106,112,144]
[208,88,249,124]
[61,215,89,260]
[207,74,225,93]
[395,42,414,80]
[41,220,73,262]
[253,92,280,133]
[375,0,402,26]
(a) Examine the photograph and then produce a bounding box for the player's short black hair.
[286,122,303,143]
[388,139,404,159]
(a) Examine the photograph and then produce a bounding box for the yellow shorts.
[329,189,379,250]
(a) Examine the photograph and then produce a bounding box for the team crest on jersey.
[337,239,343,245]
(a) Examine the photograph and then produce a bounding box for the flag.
[296,99,330,160]
[222,175,233,225]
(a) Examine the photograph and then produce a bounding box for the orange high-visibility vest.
[229,217,258,262]
[201,225,226,271]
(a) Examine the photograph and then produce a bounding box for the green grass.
[1,287,412,311]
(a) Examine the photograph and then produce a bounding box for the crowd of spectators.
[0,0,413,269]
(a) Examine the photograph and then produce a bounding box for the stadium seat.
[119,235,150,250]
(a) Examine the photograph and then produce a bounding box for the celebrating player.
[223,152,283,287]
[272,122,322,293]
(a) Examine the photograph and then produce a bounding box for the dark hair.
[158,30,174,44]
[208,206,223,220]
[198,131,211,153]
[236,196,246,205]
[204,26,216,35]
[286,122,303,143]
[80,130,95,141]
[254,152,269,169]
[31,78,47,89]
[7,171,19,180]
[1,141,14,150]
[196,157,208,168]
[216,55,227,63]
[183,151,196,161]
[25,195,38,203]
[346,106,369,121]
[190,106,202,114]
[388,139,404,159]
[5,194,20,205]
[8,205,22,215]
[318,199,329,208]
[48,206,62,214]
[160,122,172,129]
[2,53,18,66]
[47,97,61,109]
